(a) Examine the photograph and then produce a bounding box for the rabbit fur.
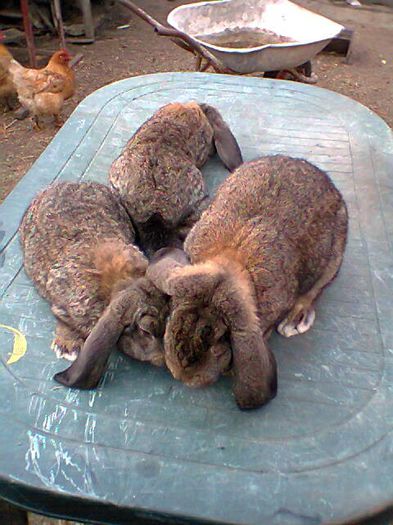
[20,181,188,389]
[147,155,348,410]
[109,101,243,255]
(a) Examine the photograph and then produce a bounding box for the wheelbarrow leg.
[195,55,202,71]
[195,55,210,72]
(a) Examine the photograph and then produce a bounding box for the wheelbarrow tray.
[167,0,344,73]
[1,73,393,525]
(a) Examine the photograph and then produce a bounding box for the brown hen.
[0,35,16,109]
[6,49,75,129]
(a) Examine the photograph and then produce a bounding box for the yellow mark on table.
[0,323,27,364]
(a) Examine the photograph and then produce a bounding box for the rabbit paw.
[277,303,316,338]
[51,339,81,361]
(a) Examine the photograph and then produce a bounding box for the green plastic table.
[1,73,393,525]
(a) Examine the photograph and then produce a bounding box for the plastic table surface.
[0,72,393,525]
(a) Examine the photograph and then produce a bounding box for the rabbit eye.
[201,326,212,337]
[200,325,213,344]
[138,315,158,336]
[123,324,133,336]
[184,354,198,367]
[138,325,154,337]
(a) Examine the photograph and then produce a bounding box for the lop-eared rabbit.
[147,155,348,410]
[20,182,188,388]
[109,101,243,255]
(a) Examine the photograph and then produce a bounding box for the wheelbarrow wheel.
[263,60,313,80]
[300,60,312,77]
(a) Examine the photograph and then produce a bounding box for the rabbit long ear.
[199,103,243,172]
[212,275,277,409]
[231,329,277,409]
[53,293,129,389]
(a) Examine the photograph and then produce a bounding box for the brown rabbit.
[147,155,348,410]
[20,181,188,389]
[109,101,243,255]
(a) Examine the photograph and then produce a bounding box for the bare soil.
[0,0,392,204]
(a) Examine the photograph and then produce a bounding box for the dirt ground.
[0,0,393,204]
[1,1,393,524]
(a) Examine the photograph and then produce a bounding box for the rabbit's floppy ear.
[231,329,277,409]
[212,275,277,409]
[199,103,243,172]
[54,291,132,388]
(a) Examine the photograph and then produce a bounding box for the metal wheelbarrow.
[117,0,343,82]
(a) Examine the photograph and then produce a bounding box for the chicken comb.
[59,48,71,57]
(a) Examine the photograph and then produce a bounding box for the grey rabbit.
[19,181,188,388]
[109,101,243,255]
[147,155,348,410]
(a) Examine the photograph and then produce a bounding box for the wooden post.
[0,498,28,525]
[78,0,95,41]
[20,0,37,67]
[52,0,67,49]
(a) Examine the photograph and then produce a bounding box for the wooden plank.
[0,498,28,525]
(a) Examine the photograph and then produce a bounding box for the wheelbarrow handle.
[115,0,231,73]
